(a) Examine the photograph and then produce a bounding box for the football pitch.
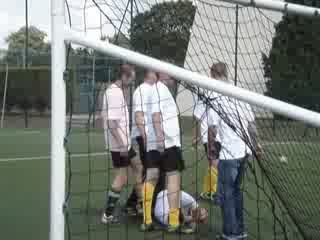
[0,121,319,240]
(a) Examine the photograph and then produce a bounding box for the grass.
[0,121,320,240]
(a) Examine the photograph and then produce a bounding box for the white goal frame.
[50,0,320,240]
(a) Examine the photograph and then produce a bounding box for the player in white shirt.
[154,190,208,234]
[126,70,158,216]
[141,72,184,233]
[193,89,219,200]
[207,62,262,240]
[100,64,143,224]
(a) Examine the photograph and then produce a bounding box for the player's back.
[132,82,157,150]
[209,96,254,159]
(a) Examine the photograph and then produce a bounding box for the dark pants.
[217,158,246,236]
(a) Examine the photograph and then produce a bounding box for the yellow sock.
[169,208,180,227]
[202,166,218,193]
[142,182,155,225]
[208,166,218,193]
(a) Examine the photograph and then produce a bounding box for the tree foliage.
[130,0,196,66]
[263,0,320,112]
[5,26,50,66]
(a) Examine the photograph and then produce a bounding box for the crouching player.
[154,190,208,234]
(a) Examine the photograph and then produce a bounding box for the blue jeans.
[217,158,246,236]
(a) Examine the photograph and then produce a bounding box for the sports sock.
[105,188,121,215]
[202,166,218,193]
[169,208,180,227]
[142,182,155,225]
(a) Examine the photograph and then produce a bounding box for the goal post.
[220,0,320,16]
[49,0,320,240]
[50,0,66,240]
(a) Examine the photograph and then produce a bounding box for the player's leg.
[234,158,247,238]
[102,151,131,224]
[141,150,160,230]
[126,137,146,215]
[163,147,184,232]
[202,143,219,200]
[218,160,238,238]
[129,149,144,215]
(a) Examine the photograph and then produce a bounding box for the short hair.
[120,64,135,78]
[210,62,228,79]
[144,69,157,79]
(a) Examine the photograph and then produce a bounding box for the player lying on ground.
[154,190,208,234]
[101,64,143,224]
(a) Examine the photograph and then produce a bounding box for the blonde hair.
[210,62,228,80]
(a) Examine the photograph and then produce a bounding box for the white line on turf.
[0,152,108,163]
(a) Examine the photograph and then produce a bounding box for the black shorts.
[136,136,146,167]
[145,146,185,172]
[111,148,136,168]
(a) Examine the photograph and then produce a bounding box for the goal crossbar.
[221,0,320,17]
[64,28,320,128]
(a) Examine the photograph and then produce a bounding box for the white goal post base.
[50,0,320,240]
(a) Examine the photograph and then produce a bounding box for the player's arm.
[151,86,165,151]
[192,116,201,147]
[207,109,220,166]
[208,125,218,160]
[248,120,262,159]
[152,112,165,151]
[105,90,128,152]
[135,111,146,140]
[107,120,127,150]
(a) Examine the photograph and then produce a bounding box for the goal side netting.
[53,1,320,240]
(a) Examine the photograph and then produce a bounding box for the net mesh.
[63,1,320,240]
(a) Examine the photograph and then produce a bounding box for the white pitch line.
[262,141,319,146]
[0,152,108,163]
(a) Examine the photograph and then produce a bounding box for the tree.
[263,0,320,114]
[5,26,50,66]
[130,0,196,90]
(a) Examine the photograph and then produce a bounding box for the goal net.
[58,1,320,240]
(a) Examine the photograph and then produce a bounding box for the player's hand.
[119,146,129,157]
[192,137,200,148]
[256,143,263,160]
[156,134,165,153]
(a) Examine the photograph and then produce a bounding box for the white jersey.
[193,91,218,144]
[154,190,198,225]
[207,96,255,160]
[131,82,157,151]
[151,81,181,148]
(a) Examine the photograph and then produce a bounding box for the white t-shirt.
[101,83,130,151]
[151,81,181,149]
[154,190,198,225]
[207,96,255,160]
[193,91,217,144]
[131,82,157,151]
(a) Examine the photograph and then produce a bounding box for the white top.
[151,81,181,149]
[207,96,255,160]
[131,82,157,151]
[101,83,131,151]
[193,91,217,144]
[154,190,198,225]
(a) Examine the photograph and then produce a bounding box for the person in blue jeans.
[207,62,262,240]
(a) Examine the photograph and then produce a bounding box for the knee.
[146,168,159,185]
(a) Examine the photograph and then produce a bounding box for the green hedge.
[0,68,51,112]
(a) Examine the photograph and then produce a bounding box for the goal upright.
[50,1,320,240]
